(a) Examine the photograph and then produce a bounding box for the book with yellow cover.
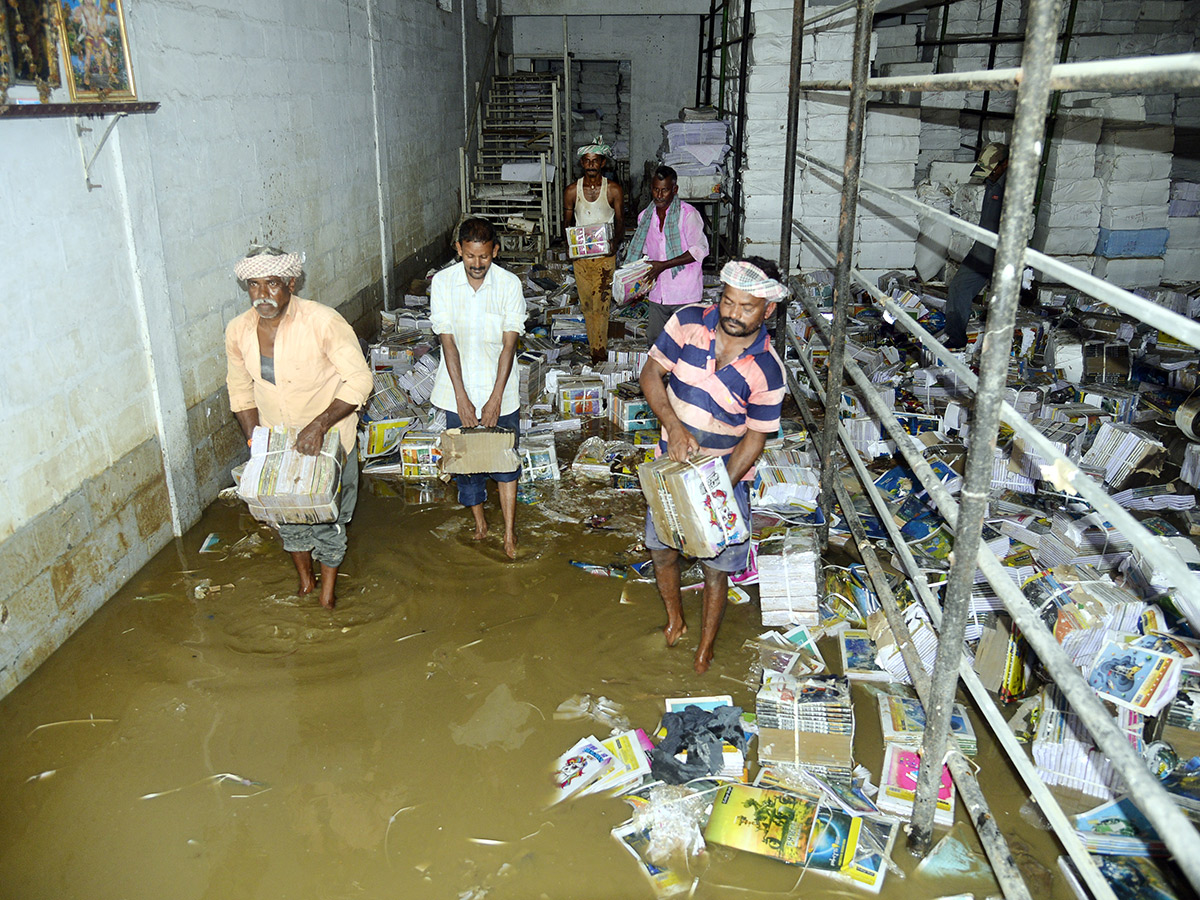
[703,784,818,865]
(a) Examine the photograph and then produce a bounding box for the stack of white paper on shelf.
[757,527,821,627]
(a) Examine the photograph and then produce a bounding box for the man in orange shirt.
[225,246,373,609]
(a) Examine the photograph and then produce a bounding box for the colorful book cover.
[1074,796,1164,856]
[878,695,977,751]
[611,821,692,897]
[878,745,954,822]
[703,784,819,866]
[804,807,862,871]
[1095,855,1182,900]
[582,730,652,796]
[550,735,613,804]
[840,629,890,681]
[1087,641,1180,715]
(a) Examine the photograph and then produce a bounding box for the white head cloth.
[720,259,789,302]
[234,247,304,282]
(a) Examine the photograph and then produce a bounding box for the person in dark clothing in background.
[943,142,1009,350]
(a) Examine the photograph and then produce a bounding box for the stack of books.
[1036,511,1133,572]
[566,222,612,258]
[639,454,750,559]
[518,435,559,483]
[752,448,821,510]
[609,382,658,432]
[557,375,606,417]
[1032,689,1123,800]
[550,735,614,804]
[756,674,854,783]
[1079,422,1168,489]
[877,694,978,756]
[516,351,546,407]
[876,744,955,827]
[1074,796,1165,857]
[757,527,821,627]
[237,426,343,526]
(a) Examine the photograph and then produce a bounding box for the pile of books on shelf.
[757,527,820,627]
[756,674,854,783]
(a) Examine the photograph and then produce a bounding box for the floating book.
[550,735,614,804]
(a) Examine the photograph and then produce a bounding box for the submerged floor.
[1,443,1077,899]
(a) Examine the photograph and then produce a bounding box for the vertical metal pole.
[907,0,1065,857]
[974,0,1006,151]
[729,0,753,259]
[816,0,873,544]
[562,16,572,166]
[717,2,730,116]
[777,0,807,334]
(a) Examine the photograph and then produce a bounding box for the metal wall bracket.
[75,112,125,191]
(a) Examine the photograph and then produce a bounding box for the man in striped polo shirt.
[639,257,788,674]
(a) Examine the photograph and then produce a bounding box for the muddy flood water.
[1,427,1079,900]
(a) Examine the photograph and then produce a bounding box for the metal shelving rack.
[775,0,1200,896]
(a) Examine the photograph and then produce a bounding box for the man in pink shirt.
[624,165,709,347]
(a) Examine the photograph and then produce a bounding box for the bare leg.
[694,565,729,674]
[497,479,518,559]
[469,503,488,541]
[290,550,316,595]
[318,563,338,610]
[651,547,687,646]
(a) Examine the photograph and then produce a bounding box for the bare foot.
[319,588,336,610]
[663,620,688,647]
[318,563,338,610]
[474,522,488,541]
[694,646,714,675]
[503,532,517,560]
[298,578,316,596]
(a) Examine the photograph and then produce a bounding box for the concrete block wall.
[737,2,920,278]
[0,0,495,698]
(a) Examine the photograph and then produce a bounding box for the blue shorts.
[441,408,521,507]
[644,479,752,573]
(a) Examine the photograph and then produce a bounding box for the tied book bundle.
[237,426,343,526]
[639,454,749,559]
[566,222,613,259]
[612,258,655,307]
[440,428,521,476]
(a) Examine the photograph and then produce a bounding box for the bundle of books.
[877,694,978,756]
[876,744,955,827]
[551,313,588,343]
[756,527,820,627]
[639,454,750,559]
[394,352,438,405]
[753,448,821,510]
[756,674,854,783]
[566,222,613,258]
[610,382,658,432]
[557,375,606,417]
[1079,422,1167,490]
[1032,689,1123,799]
[1074,796,1165,857]
[516,351,546,407]
[396,431,442,479]
[518,435,559,483]
[365,372,422,421]
[1036,511,1133,572]
[237,426,344,526]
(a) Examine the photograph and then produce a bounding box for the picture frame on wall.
[54,0,136,101]
[1,0,62,88]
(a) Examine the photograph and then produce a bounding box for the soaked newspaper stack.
[238,425,343,526]
[757,527,821,627]
[755,674,854,782]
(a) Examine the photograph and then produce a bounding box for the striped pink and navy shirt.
[649,304,785,481]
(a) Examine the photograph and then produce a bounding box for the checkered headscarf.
[233,246,304,282]
[577,135,612,158]
[720,260,789,301]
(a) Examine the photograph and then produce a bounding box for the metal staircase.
[459,72,563,263]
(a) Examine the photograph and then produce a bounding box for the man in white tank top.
[564,136,625,363]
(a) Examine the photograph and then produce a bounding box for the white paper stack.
[1010,420,1087,483]
[753,448,822,510]
[1032,689,1123,800]
[1079,422,1167,489]
[1036,512,1134,573]
[757,527,821,627]
[1033,109,1103,257]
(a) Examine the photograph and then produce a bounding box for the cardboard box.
[639,454,749,558]
[441,428,521,475]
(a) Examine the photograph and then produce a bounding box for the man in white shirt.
[430,218,526,558]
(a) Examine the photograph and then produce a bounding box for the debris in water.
[28,716,116,737]
[140,772,266,801]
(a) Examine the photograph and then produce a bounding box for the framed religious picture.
[54,0,136,101]
[1,0,62,91]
